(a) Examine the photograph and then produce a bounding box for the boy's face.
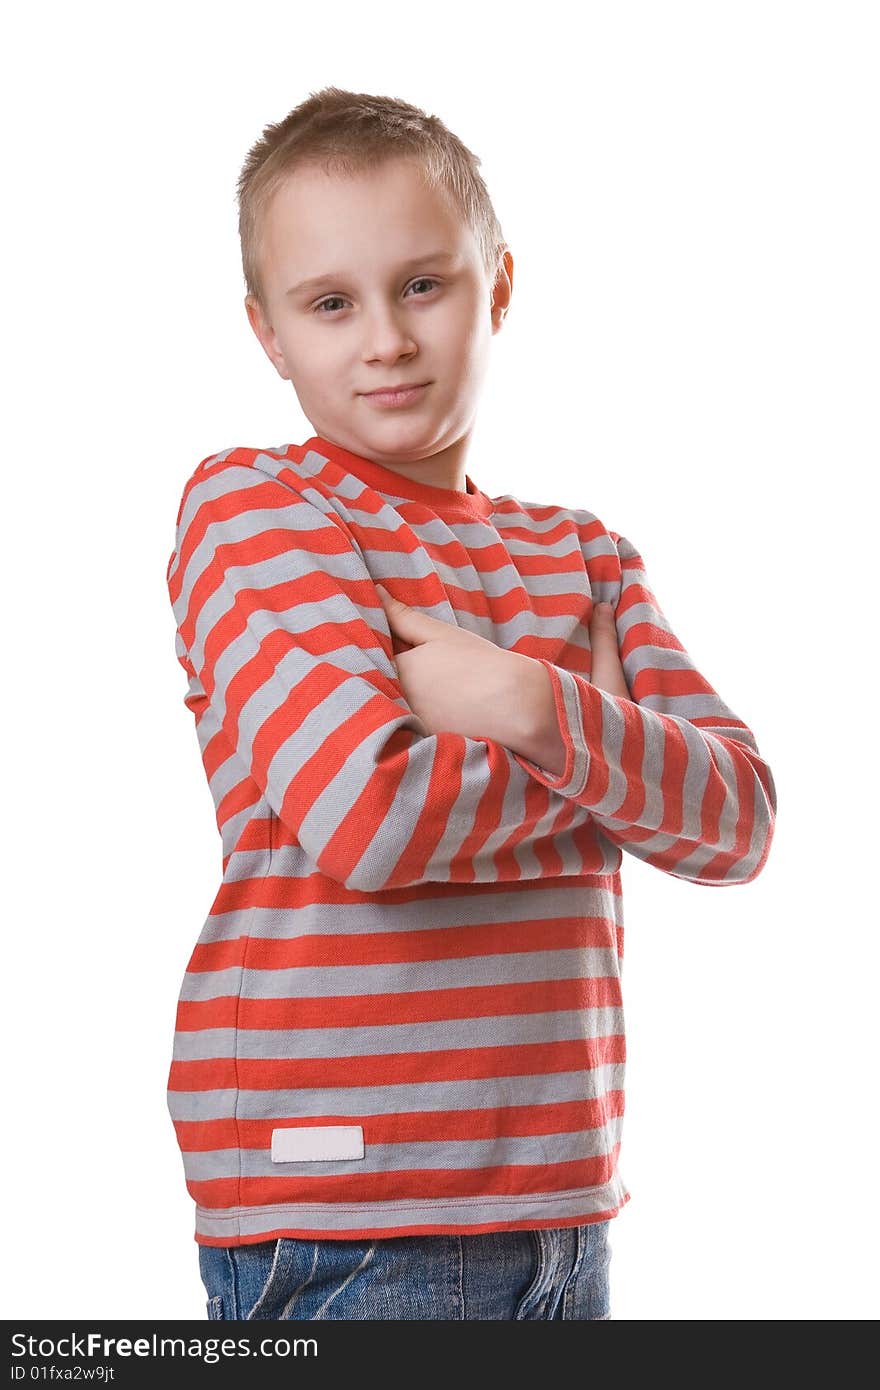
[245,158,512,468]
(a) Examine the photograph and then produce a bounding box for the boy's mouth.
[360,383,431,407]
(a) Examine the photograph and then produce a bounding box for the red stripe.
[189,914,622,971]
[657,717,689,838]
[311,710,413,883]
[217,776,265,830]
[388,733,470,885]
[173,977,623,1032]
[697,736,760,881]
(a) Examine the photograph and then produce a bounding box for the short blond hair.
[237,86,508,313]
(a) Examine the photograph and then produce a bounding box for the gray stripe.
[591,687,628,817]
[730,782,771,882]
[707,736,741,850]
[182,1113,626,1183]
[171,1006,625,1062]
[167,1061,628,1122]
[553,667,591,797]
[178,946,621,1001]
[193,1172,630,1239]
[640,736,665,832]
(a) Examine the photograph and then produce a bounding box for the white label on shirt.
[270,1125,365,1163]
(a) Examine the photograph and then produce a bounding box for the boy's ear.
[244,294,291,381]
[490,248,514,333]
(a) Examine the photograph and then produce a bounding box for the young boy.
[166,86,777,1322]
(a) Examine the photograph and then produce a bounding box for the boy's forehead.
[260,161,475,285]
[271,157,450,216]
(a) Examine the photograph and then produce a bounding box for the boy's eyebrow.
[285,251,462,298]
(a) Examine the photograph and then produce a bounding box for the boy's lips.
[360,380,430,394]
[360,382,431,407]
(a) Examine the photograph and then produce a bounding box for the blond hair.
[236,86,508,313]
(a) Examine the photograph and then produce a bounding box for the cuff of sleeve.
[511,657,592,799]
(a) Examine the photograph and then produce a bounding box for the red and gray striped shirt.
[166,433,777,1248]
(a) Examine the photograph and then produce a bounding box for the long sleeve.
[511,531,777,886]
[168,456,589,892]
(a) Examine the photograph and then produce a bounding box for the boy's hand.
[375,587,631,763]
[375,585,530,744]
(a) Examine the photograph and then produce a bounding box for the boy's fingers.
[590,602,631,699]
[376,585,450,643]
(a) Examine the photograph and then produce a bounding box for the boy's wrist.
[492,654,567,776]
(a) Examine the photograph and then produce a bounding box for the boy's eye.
[314,296,346,315]
[312,278,440,315]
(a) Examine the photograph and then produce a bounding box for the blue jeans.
[198,1222,612,1320]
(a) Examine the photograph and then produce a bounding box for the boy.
[166,87,777,1322]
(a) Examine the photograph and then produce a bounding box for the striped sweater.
[166,433,777,1248]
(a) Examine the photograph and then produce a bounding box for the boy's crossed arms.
[375,582,630,774]
[172,458,775,892]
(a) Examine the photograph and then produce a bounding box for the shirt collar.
[301,435,495,523]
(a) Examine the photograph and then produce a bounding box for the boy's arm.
[169,456,592,892]
[510,532,777,886]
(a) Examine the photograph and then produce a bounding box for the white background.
[3,0,877,1321]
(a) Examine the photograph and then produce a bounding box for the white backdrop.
[3,0,877,1321]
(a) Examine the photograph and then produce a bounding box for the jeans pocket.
[200,1238,286,1320]
[513,1230,549,1320]
[245,1238,295,1320]
[561,1222,612,1320]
